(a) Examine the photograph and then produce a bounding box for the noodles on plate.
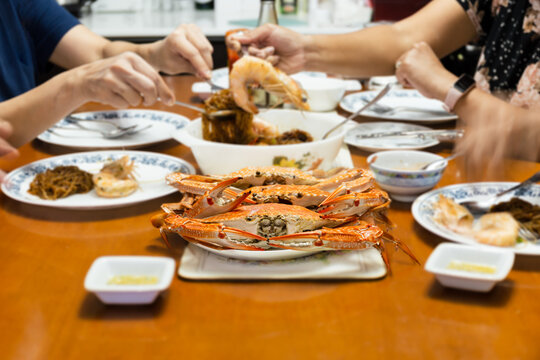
[28,166,94,200]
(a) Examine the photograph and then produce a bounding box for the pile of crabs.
[151,166,418,272]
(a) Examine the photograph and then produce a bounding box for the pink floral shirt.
[457,0,540,108]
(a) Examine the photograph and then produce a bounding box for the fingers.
[0,135,17,158]
[232,24,276,45]
[247,46,275,59]
[126,54,174,105]
[170,24,213,79]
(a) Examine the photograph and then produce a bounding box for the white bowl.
[292,75,347,112]
[84,256,176,305]
[367,150,447,202]
[173,109,346,175]
[425,243,514,292]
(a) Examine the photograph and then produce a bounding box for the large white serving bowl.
[367,150,447,202]
[173,109,346,175]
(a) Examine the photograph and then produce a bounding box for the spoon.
[322,83,392,140]
[459,170,540,215]
[420,152,461,170]
[172,101,235,118]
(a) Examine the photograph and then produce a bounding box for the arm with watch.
[395,41,540,177]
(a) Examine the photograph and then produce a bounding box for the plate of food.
[340,89,458,123]
[38,110,190,149]
[1,150,195,209]
[412,182,540,255]
[345,122,439,152]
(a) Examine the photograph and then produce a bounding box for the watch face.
[454,74,476,93]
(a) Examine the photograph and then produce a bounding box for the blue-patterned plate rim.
[38,109,190,148]
[1,150,194,210]
[412,182,540,255]
[340,89,458,123]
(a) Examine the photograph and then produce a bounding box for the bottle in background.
[257,0,279,25]
[255,0,280,108]
[194,0,214,10]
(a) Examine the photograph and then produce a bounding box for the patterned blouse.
[457,0,540,108]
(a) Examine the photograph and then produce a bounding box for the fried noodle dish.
[28,165,94,200]
[202,89,313,145]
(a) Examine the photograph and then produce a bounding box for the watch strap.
[443,74,476,112]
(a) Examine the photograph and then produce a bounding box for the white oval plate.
[340,89,458,123]
[345,122,439,152]
[38,110,190,149]
[1,150,194,210]
[412,182,540,255]
[194,243,322,261]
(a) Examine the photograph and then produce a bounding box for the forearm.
[302,0,475,77]
[303,25,412,77]
[0,72,85,147]
[102,41,159,69]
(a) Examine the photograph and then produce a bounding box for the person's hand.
[71,52,175,108]
[455,107,540,179]
[149,24,213,79]
[228,24,307,74]
[0,119,19,183]
[395,42,456,101]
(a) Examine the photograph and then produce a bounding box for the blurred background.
[53,0,477,77]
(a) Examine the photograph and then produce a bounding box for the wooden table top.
[1,75,539,360]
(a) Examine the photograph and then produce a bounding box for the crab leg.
[154,214,268,251]
[314,168,373,192]
[318,189,390,217]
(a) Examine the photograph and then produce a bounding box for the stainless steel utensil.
[49,124,139,139]
[172,101,235,118]
[354,129,464,141]
[363,102,450,116]
[420,152,461,170]
[322,84,392,140]
[459,170,540,215]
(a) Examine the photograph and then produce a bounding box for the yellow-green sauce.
[107,275,159,285]
[446,261,496,274]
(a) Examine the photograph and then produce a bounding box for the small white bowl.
[367,150,447,202]
[425,243,514,292]
[292,75,347,112]
[173,109,346,175]
[84,256,176,305]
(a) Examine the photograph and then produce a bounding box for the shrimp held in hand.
[229,55,309,113]
[93,156,138,198]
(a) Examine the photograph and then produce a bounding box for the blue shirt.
[0,0,79,100]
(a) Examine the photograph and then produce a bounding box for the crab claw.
[185,177,250,218]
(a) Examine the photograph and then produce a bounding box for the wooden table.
[1,75,539,360]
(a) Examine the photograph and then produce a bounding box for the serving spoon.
[322,83,392,140]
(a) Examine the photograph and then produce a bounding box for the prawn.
[93,156,138,198]
[229,55,309,114]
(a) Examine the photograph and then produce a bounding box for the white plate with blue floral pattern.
[412,182,540,255]
[1,150,194,210]
[340,89,457,123]
[38,110,190,149]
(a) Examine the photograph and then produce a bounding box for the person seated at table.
[228,0,540,176]
[0,0,214,150]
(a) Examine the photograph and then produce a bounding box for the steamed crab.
[151,166,418,272]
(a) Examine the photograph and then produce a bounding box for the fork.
[50,124,140,139]
[459,170,540,215]
[65,114,135,131]
[518,226,539,244]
